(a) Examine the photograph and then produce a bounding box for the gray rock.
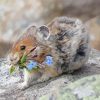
[40,75,100,100]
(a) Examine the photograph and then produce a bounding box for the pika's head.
[8,25,51,65]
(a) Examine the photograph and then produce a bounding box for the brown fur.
[8,17,90,90]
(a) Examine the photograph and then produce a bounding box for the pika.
[8,17,90,90]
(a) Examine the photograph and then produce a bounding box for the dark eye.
[20,45,26,50]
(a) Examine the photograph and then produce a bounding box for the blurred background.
[0,0,100,58]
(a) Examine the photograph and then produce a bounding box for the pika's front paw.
[17,82,29,90]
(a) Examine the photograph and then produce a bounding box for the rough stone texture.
[0,49,100,99]
[40,75,100,100]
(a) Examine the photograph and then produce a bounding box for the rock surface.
[0,49,100,99]
[40,75,100,100]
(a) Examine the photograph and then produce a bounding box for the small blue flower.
[44,56,53,66]
[27,61,37,70]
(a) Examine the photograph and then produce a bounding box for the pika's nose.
[10,56,17,62]
[10,58,13,62]
[8,53,19,64]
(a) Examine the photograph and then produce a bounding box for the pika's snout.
[8,53,19,65]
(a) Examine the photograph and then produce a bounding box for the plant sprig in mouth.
[10,50,54,74]
[10,47,37,74]
[10,54,27,74]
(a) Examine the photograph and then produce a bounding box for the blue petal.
[44,56,53,66]
[27,61,37,70]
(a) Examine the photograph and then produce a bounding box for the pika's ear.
[38,26,50,40]
[26,25,37,35]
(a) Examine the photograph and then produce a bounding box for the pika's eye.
[20,45,26,50]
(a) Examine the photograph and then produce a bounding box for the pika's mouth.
[26,55,38,61]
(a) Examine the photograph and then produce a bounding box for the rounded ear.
[26,25,37,35]
[38,26,50,40]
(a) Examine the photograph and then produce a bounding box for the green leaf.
[10,66,15,74]
[20,54,27,64]
[19,63,26,69]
